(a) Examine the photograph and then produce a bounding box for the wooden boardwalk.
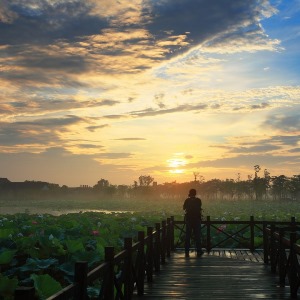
[133,250,293,300]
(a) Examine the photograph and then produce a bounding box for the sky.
[0,0,300,187]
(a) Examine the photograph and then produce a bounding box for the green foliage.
[31,274,62,300]
[0,249,16,264]
[0,274,18,299]
[19,258,58,272]
[65,239,85,253]
[0,229,14,239]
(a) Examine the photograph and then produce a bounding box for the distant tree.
[271,175,289,200]
[94,179,109,188]
[201,179,221,199]
[138,175,154,187]
[61,185,68,190]
[287,175,300,200]
[193,172,200,182]
[117,185,129,198]
[253,165,264,201]
[220,179,236,200]
[93,178,116,196]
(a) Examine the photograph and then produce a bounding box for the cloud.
[86,124,109,132]
[264,114,300,132]
[0,1,298,186]
[229,144,281,153]
[0,116,84,146]
[0,123,61,146]
[77,144,103,149]
[96,153,133,159]
[289,147,300,153]
[189,154,300,170]
[269,135,300,146]
[15,115,84,127]
[128,103,209,117]
[0,95,120,116]
[0,1,18,23]
[113,138,146,141]
[145,0,279,54]
[210,134,300,156]
[0,1,108,45]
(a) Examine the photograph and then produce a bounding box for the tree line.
[1,165,300,201]
[90,166,300,201]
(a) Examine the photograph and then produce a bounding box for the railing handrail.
[264,222,300,298]
[264,226,300,251]
[174,216,299,252]
[49,219,171,300]
[175,219,299,225]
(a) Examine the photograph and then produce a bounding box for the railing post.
[206,216,211,252]
[14,287,35,300]
[161,220,166,264]
[137,231,145,296]
[170,216,175,251]
[104,246,115,300]
[250,216,255,252]
[124,237,133,300]
[270,225,276,273]
[263,222,269,264]
[154,223,161,272]
[291,216,296,230]
[289,231,298,298]
[278,228,286,287]
[166,218,171,257]
[146,227,153,282]
[74,261,88,300]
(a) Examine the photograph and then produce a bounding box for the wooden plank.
[234,250,245,261]
[133,251,294,300]
[238,250,248,261]
[251,251,264,263]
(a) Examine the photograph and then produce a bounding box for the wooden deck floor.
[133,250,295,300]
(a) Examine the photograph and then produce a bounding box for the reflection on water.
[50,209,133,216]
[0,207,132,216]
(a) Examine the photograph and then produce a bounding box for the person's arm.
[198,198,203,218]
[183,199,186,210]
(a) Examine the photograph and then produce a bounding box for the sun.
[167,158,187,168]
[167,157,187,174]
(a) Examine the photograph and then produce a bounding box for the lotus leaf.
[0,274,18,299]
[0,249,16,264]
[31,274,62,300]
[20,258,58,272]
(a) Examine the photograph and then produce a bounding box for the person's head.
[188,188,197,197]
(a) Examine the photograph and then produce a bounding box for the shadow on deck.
[134,250,292,300]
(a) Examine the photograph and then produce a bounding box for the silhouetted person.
[183,188,203,257]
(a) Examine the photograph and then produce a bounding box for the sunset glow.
[0,1,300,186]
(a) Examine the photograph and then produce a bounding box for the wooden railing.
[14,216,300,299]
[173,216,300,252]
[263,221,300,299]
[14,218,174,300]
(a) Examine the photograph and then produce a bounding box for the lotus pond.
[0,199,299,299]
